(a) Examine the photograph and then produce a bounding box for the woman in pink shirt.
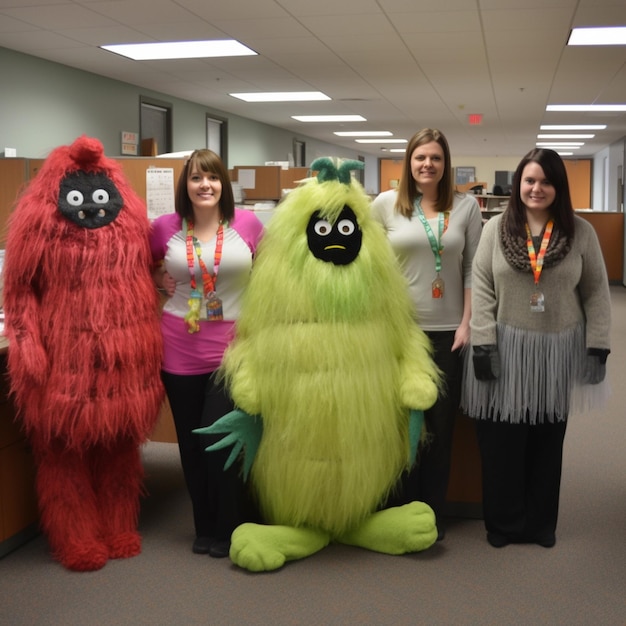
[151,149,263,558]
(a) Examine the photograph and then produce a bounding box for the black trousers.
[162,371,256,540]
[474,417,567,542]
[387,331,462,522]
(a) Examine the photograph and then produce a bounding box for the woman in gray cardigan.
[462,148,610,549]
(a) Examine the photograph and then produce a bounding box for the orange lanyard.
[185,218,223,296]
[525,220,553,286]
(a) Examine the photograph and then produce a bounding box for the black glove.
[582,348,610,385]
[472,345,500,381]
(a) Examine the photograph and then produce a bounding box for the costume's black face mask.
[58,170,123,229]
[306,205,362,266]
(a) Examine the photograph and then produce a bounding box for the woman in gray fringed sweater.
[462,148,611,549]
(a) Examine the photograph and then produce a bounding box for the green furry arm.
[409,409,425,464]
[193,409,262,480]
[400,327,442,410]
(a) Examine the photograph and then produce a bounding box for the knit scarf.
[499,215,572,272]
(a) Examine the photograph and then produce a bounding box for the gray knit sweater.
[462,213,611,423]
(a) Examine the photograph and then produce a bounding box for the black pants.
[474,418,567,542]
[387,331,462,522]
[162,371,257,540]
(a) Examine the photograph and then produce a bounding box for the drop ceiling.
[0,0,625,158]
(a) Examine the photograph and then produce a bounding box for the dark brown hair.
[175,149,235,223]
[503,148,575,239]
[395,128,455,218]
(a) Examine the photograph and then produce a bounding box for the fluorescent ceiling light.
[355,139,407,144]
[334,131,392,137]
[536,142,584,146]
[537,134,594,139]
[101,40,256,60]
[291,115,366,122]
[536,144,582,149]
[547,104,626,112]
[388,149,407,153]
[556,152,574,156]
[568,27,626,46]
[540,125,606,130]
[230,92,330,102]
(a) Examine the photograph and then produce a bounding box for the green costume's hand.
[409,409,425,464]
[193,409,262,480]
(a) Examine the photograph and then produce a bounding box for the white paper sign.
[146,167,175,219]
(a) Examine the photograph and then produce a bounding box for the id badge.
[205,291,224,321]
[432,276,445,299]
[530,291,545,313]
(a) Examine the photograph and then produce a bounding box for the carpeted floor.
[1,288,625,625]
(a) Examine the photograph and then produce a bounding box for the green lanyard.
[413,199,449,273]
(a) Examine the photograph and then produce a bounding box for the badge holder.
[205,291,224,321]
[432,275,445,299]
[530,291,545,313]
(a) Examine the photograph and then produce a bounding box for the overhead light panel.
[540,125,606,130]
[568,27,626,46]
[537,134,595,139]
[535,141,585,150]
[536,142,585,146]
[547,104,626,112]
[334,131,392,137]
[230,92,330,102]
[101,40,257,60]
[355,139,407,144]
[292,115,366,122]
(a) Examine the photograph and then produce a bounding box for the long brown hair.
[395,128,455,218]
[175,149,235,223]
[503,148,575,239]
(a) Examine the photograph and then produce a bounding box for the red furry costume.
[3,136,164,571]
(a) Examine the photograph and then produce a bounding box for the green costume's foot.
[230,523,330,572]
[338,501,437,555]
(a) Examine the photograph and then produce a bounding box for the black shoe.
[436,526,446,542]
[487,532,509,548]
[192,536,213,554]
[208,539,231,558]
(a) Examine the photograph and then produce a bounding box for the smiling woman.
[371,128,484,541]
[462,147,612,550]
[149,148,264,558]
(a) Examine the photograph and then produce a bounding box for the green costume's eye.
[314,219,332,236]
[337,219,355,235]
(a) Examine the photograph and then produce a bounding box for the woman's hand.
[153,265,176,297]
[451,321,470,352]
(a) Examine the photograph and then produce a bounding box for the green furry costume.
[199,158,441,571]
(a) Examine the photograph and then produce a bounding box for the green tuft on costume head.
[311,157,364,185]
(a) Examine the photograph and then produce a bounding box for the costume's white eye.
[337,219,355,235]
[92,189,110,204]
[314,219,333,236]
[66,190,84,206]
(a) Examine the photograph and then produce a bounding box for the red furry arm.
[3,211,50,385]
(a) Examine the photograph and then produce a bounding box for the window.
[207,115,227,162]
[293,139,306,167]
[140,97,172,155]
